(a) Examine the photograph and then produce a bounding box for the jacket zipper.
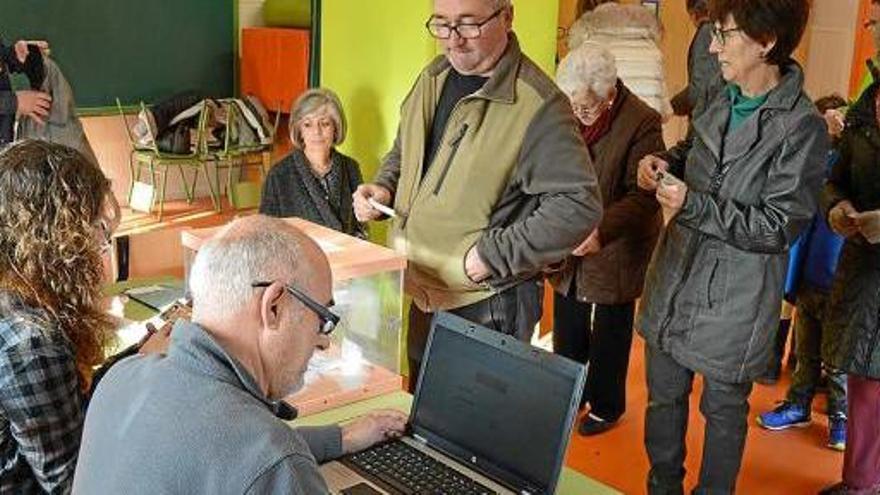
[433,123,469,195]
[658,152,725,349]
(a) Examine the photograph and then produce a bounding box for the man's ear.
[259,282,285,331]
[505,6,514,31]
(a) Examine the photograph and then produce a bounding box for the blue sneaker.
[827,415,846,451]
[757,401,811,430]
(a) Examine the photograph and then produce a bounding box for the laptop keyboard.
[344,441,499,495]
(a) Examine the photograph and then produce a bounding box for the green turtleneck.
[726,83,769,132]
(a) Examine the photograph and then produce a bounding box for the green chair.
[211,99,280,209]
[116,98,219,220]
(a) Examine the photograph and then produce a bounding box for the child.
[757,94,849,451]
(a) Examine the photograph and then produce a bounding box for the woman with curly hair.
[0,139,118,493]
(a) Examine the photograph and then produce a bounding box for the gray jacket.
[17,57,97,165]
[73,321,342,494]
[636,63,828,383]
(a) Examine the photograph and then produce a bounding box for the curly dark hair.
[709,0,811,66]
[0,140,114,387]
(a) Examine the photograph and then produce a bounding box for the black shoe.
[578,413,618,436]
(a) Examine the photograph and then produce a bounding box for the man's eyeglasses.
[426,8,504,40]
[711,25,743,46]
[251,281,339,335]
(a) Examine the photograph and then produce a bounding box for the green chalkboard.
[0,0,235,113]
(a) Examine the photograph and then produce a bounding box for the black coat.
[259,148,365,237]
[637,63,828,383]
[821,82,880,379]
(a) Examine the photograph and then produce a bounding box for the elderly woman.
[819,55,880,494]
[260,88,364,237]
[551,42,664,436]
[0,141,117,492]
[635,0,826,492]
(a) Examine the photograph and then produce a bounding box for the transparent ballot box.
[181,218,406,416]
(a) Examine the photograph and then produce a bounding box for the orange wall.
[850,0,875,95]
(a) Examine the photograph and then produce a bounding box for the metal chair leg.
[157,165,169,221]
[128,152,142,205]
[147,161,158,216]
[201,160,220,212]
[177,165,194,204]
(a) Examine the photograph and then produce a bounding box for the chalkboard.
[0,0,235,112]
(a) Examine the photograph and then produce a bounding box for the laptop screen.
[411,312,585,494]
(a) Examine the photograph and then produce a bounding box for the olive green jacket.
[375,35,602,311]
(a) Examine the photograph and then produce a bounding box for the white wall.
[239,0,265,30]
[804,0,860,99]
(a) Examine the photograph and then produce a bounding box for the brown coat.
[552,82,664,304]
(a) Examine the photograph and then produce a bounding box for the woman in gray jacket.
[635,0,826,492]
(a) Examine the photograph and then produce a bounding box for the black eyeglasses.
[711,25,743,46]
[425,8,504,40]
[251,281,340,335]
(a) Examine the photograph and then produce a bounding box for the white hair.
[567,2,662,50]
[556,42,618,99]
[189,217,311,321]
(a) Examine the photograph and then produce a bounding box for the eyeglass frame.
[711,25,743,46]
[251,281,340,335]
[425,7,504,40]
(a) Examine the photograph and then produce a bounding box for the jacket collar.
[168,320,298,420]
[427,32,522,104]
[694,60,807,165]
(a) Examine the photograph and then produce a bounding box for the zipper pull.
[450,123,469,147]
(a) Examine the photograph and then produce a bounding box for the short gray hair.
[491,0,512,8]
[189,216,313,321]
[289,88,347,149]
[556,42,618,99]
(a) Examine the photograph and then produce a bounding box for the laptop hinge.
[413,434,428,444]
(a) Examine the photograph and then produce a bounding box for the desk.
[296,392,621,495]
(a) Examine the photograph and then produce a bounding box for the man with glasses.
[353,0,602,384]
[74,216,407,494]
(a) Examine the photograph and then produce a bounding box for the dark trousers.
[552,288,634,421]
[843,374,880,491]
[787,288,847,416]
[645,345,753,495]
[407,281,543,391]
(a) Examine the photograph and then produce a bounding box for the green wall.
[321,0,560,243]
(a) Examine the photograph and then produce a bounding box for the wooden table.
[180,217,406,283]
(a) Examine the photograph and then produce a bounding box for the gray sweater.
[73,321,342,494]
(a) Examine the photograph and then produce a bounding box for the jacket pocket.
[706,256,729,314]
[433,123,469,195]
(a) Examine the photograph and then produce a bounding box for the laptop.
[320,311,587,495]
